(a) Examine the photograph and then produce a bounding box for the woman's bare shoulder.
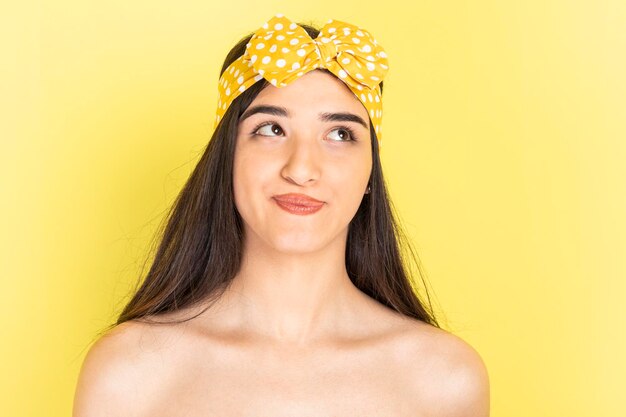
[394,320,491,416]
[72,320,182,417]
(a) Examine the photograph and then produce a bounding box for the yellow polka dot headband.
[214,14,390,145]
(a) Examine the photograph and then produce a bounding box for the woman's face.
[233,69,373,254]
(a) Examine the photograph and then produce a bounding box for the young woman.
[73,14,489,416]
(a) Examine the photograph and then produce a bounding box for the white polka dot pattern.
[214,14,389,146]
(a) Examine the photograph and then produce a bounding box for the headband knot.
[315,38,338,66]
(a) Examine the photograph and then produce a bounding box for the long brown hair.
[102,21,441,336]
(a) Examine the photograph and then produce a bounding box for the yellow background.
[2,1,624,416]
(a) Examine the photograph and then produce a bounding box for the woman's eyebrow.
[239,105,369,129]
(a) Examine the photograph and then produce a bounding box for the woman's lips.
[272,194,325,215]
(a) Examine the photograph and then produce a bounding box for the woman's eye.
[328,127,356,142]
[254,123,283,136]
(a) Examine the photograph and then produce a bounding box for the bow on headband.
[214,14,389,145]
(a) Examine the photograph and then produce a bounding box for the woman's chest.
[148,342,427,417]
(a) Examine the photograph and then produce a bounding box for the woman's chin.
[268,235,328,254]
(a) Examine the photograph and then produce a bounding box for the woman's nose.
[280,136,322,186]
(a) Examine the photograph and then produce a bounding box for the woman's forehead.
[251,70,368,117]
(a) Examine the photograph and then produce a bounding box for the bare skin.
[74,289,489,417]
[73,70,489,416]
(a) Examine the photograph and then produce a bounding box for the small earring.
[365,185,371,194]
